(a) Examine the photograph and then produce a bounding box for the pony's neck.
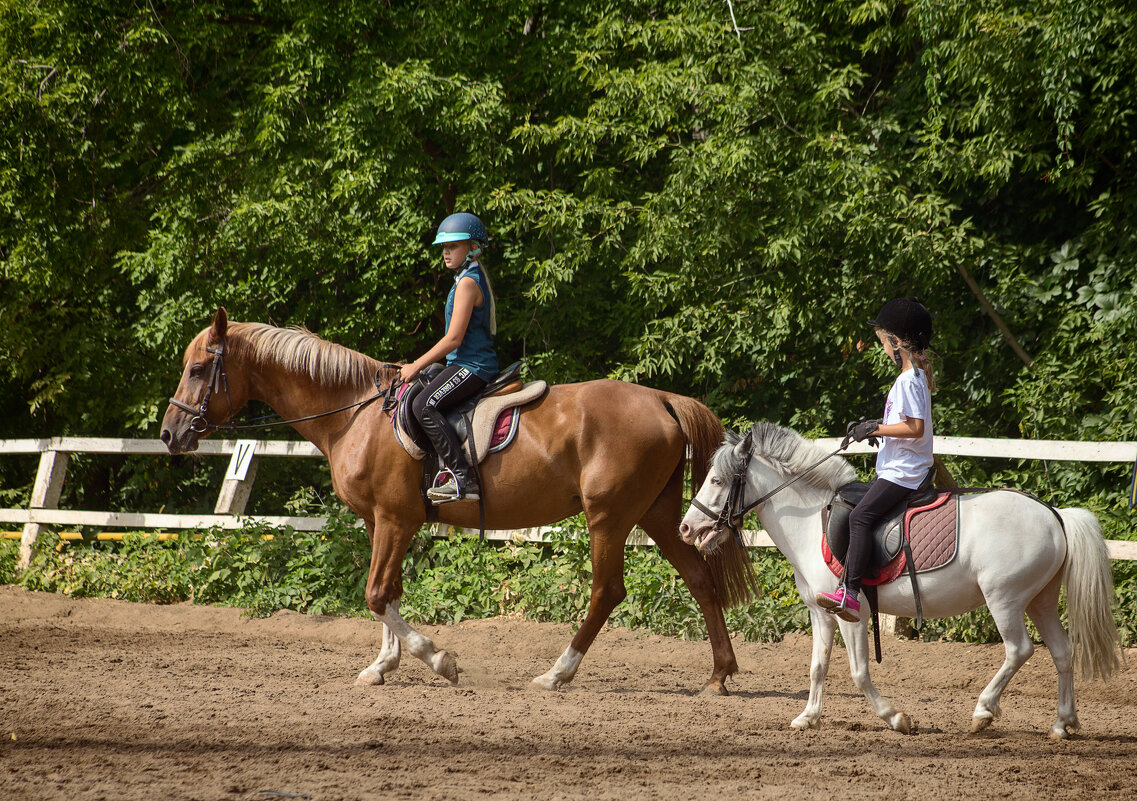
[754,481,831,569]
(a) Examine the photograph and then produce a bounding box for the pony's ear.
[209,307,228,343]
[734,429,753,457]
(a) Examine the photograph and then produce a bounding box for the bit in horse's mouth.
[695,528,715,551]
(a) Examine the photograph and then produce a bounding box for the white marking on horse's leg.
[841,616,910,733]
[972,603,1034,732]
[374,605,458,684]
[356,620,401,686]
[792,610,835,730]
[1028,597,1080,738]
[531,646,584,691]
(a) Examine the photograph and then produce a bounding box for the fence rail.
[3,435,1136,568]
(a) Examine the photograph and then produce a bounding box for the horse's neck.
[246,357,375,453]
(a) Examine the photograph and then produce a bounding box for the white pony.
[680,423,1121,737]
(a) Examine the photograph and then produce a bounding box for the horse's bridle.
[167,339,395,433]
[689,433,755,548]
[168,343,233,433]
[690,432,845,547]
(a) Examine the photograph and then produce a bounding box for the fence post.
[19,446,69,570]
[214,440,260,515]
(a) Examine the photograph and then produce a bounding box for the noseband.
[168,343,232,433]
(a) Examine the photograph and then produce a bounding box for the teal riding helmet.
[432,212,488,245]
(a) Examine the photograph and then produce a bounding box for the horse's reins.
[690,431,846,545]
[168,341,395,433]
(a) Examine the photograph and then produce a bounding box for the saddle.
[820,467,960,661]
[388,361,548,463]
[822,468,940,573]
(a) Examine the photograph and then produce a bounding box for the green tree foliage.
[2,1,1135,533]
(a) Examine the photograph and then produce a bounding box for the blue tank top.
[444,262,498,381]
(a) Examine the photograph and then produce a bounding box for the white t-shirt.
[875,368,933,489]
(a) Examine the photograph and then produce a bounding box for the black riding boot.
[419,406,480,502]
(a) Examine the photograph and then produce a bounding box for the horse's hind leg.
[971,598,1034,732]
[531,509,637,691]
[639,470,739,695]
[1027,574,1080,738]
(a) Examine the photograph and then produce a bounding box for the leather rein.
[689,431,845,545]
[167,340,396,433]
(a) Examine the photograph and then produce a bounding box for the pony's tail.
[666,395,760,609]
[1059,507,1122,681]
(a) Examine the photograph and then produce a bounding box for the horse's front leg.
[355,617,401,686]
[839,616,911,733]
[792,608,836,729]
[361,518,458,686]
[371,602,458,684]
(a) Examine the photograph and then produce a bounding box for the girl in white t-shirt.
[816,298,936,623]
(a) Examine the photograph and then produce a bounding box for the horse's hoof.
[699,680,729,697]
[530,674,563,691]
[791,715,819,730]
[433,650,459,684]
[355,669,385,686]
[890,713,912,734]
[970,715,993,733]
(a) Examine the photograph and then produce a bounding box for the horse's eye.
[189,363,204,378]
[710,476,722,486]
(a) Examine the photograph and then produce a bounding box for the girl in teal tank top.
[399,213,500,504]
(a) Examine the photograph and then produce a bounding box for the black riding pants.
[411,365,486,476]
[843,477,913,594]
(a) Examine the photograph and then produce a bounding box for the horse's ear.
[209,307,228,342]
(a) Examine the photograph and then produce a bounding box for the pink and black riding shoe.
[816,585,861,623]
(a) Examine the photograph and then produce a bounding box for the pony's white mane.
[712,422,856,492]
[199,322,384,390]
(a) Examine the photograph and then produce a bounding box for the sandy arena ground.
[2,584,1136,800]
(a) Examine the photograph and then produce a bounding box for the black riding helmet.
[868,298,933,352]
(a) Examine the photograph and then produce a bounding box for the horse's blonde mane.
[192,322,384,390]
[714,422,856,492]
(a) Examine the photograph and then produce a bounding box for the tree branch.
[956,263,1033,370]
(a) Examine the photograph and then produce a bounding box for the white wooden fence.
[3,435,1136,570]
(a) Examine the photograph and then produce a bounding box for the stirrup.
[426,469,479,504]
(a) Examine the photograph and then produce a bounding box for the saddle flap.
[392,378,548,463]
[823,481,907,568]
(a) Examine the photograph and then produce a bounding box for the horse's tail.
[663,394,723,498]
[1059,507,1121,681]
[665,395,759,609]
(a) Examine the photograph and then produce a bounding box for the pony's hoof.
[433,650,459,685]
[970,715,993,733]
[890,712,912,734]
[1049,720,1078,740]
[791,714,819,730]
[355,668,385,686]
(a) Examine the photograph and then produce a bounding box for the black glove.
[840,418,882,450]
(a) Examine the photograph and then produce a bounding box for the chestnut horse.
[161,308,756,693]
